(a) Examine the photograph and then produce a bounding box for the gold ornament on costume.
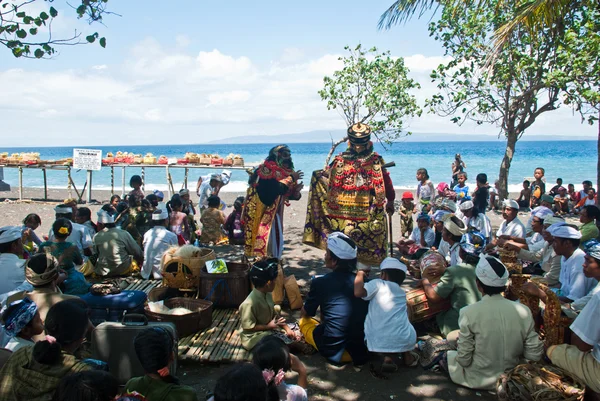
[347,123,372,145]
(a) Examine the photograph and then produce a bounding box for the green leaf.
[29,27,37,35]
[49,7,58,18]
[34,18,42,27]
[39,12,49,21]
[76,5,86,16]
[23,16,33,24]
[12,47,23,57]
[16,29,27,39]
[99,37,106,48]
[16,11,26,18]
[34,49,44,58]
[86,35,96,43]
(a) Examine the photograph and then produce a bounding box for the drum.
[499,249,522,273]
[419,250,447,283]
[406,287,451,323]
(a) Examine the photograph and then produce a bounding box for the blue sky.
[0,0,595,146]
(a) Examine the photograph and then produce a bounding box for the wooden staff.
[383,161,396,257]
[42,167,47,200]
[110,166,114,195]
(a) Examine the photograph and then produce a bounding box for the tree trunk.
[597,110,599,206]
[498,131,518,201]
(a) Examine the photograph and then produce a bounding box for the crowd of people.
[0,126,599,400]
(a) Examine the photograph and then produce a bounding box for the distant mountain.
[207,130,595,144]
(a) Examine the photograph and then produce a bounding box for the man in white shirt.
[438,215,467,266]
[0,227,33,306]
[48,205,93,258]
[486,199,526,252]
[142,209,178,280]
[409,213,436,248]
[548,290,600,392]
[459,200,492,241]
[198,173,222,213]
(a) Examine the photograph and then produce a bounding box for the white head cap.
[97,210,115,224]
[153,190,165,200]
[543,216,565,227]
[432,210,451,223]
[0,227,22,244]
[548,224,582,239]
[476,256,509,287]
[532,207,554,221]
[459,200,474,211]
[221,170,232,185]
[327,232,357,260]
[380,257,407,272]
[503,199,519,210]
[152,209,169,220]
[54,205,72,214]
[443,215,467,236]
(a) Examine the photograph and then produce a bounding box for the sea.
[0,141,596,194]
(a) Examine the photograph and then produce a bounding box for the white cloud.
[0,40,595,146]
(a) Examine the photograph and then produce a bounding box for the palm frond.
[378,0,440,29]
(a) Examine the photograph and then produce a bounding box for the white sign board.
[73,149,102,171]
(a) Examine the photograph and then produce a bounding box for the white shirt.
[0,253,33,305]
[449,242,463,266]
[142,226,178,280]
[410,227,435,247]
[570,291,600,363]
[198,180,216,209]
[5,336,34,352]
[48,221,93,255]
[559,248,598,300]
[497,217,526,239]
[466,213,492,239]
[362,279,416,353]
[526,232,544,249]
[438,239,449,257]
[572,281,600,312]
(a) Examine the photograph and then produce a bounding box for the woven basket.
[161,248,215,290]
[233,158,244,166]
[145,296,213,337]
[199,157,211,165]
[199,261,250,308]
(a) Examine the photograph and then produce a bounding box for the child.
[22,213,42,255]
[128,175,145,207]
[142,209,178,280]
[224,196,245,245]
[415,168,435,213]
[199,195,227,245]
[549,178,563,197]
[2,297,44,352]
[252,337,308,401]
[38,218,90,296]
[553,186,569,215]
[239,258,295,351]
[399,192,414,238]
[453,172,470,202]
[517,180,531,209]
[472,173,489,213]
[125,327,198,401]
[210,363,268,401]
[489,180,500,211]
[354,257,418,379]
[529,167,546,208]
[167,194,191,244]
[568,183,581,205]
[76,207,97,235]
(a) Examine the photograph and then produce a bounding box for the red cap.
[402,191,414,200]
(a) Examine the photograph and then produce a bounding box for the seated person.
[22,213,43,255]
[300,232,369,366]
[75,207,97,236]
[509,216,564,287]
[575,188,597,213]
[2,298,44,352]
[549,178,563,197]
[252,337,308,401]
[438,215,467,267]
[553,186,569,215]
[522,224,597,305]
[48,205,93,259]
[124,327,198,401]
[199,195,227,245]
[354,257,418,379]
[93,210,143,277]
[239,259,295,350]
[431,210,450,249]
[38,219,90,296]
[517,180,532,209]
[167,195,191,245]
[579,205,600,244]
[0,226,33,305]
[142,209,178,280]
[459,200,492,241]
[485,199,526,252]
[445,256,543,390]
[0,300,95,400]
[55,371,119,401]
[224,196,245,246]
[417,232,485,337]
[547,290,600,393]
[498,207,553,252]
[397,213,435,252]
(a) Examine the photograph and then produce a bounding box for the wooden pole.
[184,168,188,189]
[18,166,23,201]
[67,166,72,199]
[121,166,126,198]
[42,167,47,200]
[141,167,145,192]
[86,170,93,204]
[111,166,114,195]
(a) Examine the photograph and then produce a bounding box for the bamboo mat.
[178,308,250,363]
[123,278,162,294]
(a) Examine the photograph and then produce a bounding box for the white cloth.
[496,217,526,239]
[4,336,34,352]
[198,180,216,209]
[559,248,598,300]
[466,214,492,239]
[327,232,357,259]
[449,242,462,266]
[572,281,600,312]
[410,227,435,247]
[0,227,22,244]
[570,291,600,363]
[0,254,33,305]
[48,221,93,255]
[141,226,178,280]
[362,279,416,353]
[476,257,508,287]
[438,239,449,257]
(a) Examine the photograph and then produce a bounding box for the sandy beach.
[0,186,579,401]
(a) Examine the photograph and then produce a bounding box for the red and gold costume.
[242,146,302,258]
[303,124,395,266]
